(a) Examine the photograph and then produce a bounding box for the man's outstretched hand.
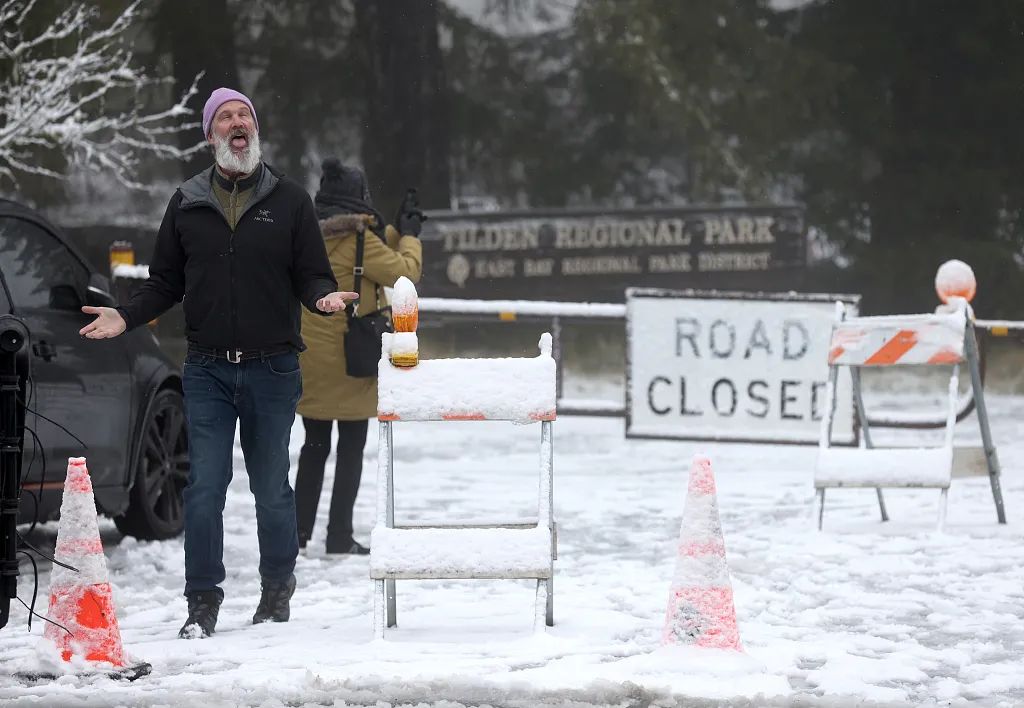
[315,291,360,313]
[79,306,127,339]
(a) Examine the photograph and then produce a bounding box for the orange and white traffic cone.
[42,458,148,678]
[662,455,743,651]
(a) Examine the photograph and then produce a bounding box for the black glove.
[398,209,425,236]
[396,188,428,237]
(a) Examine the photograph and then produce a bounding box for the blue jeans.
[181,350,302,597]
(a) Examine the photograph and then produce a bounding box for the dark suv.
[0,198,187,540]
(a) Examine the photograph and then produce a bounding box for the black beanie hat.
[318,157,372,206]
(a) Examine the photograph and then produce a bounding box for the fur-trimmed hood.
[319,213,375,240]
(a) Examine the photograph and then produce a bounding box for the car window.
[0,216,88,310]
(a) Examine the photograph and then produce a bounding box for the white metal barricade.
[370,333,557,638]
[816,298,1006,530]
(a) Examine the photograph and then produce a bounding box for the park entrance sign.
[418,205,806,302]
[625,289,859,444]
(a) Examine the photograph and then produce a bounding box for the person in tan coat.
[295,159,422,554]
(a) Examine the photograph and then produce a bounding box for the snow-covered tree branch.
[0,0,204,191]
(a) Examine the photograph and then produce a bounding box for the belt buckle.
[226,349,243,364]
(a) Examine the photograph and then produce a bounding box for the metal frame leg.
[937,488,949,531]
[373,579,386,639]
[816,488,826,530]
[851,367,889,523]
[875,489,889,523]
[545,576,554,627]
[386,422,397,628]
[966,325,1007,523]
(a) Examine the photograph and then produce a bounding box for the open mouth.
[229,130,249,150]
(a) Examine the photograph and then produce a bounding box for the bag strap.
[346,228,366,318]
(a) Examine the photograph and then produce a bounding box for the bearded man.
[79,88,358,638]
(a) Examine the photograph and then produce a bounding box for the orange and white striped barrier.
[43,458,149,678]
[827,306,967,367]
[816,259,1007,529]
[662,455,743,651]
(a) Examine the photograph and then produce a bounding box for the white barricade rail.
[816,297,1006,530]
[371,333,557,638]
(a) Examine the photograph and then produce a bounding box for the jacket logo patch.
[255,208,274,224]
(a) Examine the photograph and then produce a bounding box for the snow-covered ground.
[2,391,1023,707]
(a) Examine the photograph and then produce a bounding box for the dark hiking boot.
[326,539,370,555]
[178,590,223,639]
[252,573,296,624]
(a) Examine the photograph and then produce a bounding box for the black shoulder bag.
[343,228,393,378]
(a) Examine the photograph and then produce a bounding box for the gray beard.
[213,131,262,175]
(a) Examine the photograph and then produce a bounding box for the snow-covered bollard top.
[388,331,419,368]
[935,259,976,304]
[387,276,419,367]
[392,276,419,333]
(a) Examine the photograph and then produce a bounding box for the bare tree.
[0,0,203,190]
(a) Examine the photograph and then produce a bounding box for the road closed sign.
[626,289,858,444]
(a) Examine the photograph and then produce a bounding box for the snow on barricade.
[369,525,553,579]
[110,263,150,280]
[815,447,953,488]
[378,333,556,422]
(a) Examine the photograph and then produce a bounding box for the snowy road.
[1,395,1023,707]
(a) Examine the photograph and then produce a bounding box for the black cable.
[16,534,79,573]
[19,487,38,534]
[16,552,71,636]
[19,425,45,534]
[17,398,87,450]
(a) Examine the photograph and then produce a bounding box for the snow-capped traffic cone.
[662,455,743,651]
[37,458,150,680]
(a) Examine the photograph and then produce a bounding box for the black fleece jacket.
[118,163,337,352]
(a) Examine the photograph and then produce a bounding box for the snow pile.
[378,333,556,422]
[370,526,552,579]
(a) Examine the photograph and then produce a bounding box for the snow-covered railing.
[109,262,1024,425]
[419,298,626,319]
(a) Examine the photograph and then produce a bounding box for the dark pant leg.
[182,355,238,597]
[325,419,369,550]
[294,417,333,545]
[237,352,302,583]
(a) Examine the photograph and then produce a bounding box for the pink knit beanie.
[202,88,259,137]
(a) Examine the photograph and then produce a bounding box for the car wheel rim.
[141,396,188,528]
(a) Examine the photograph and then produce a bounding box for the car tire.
[114,388,189,540]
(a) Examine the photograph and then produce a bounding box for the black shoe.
[326,540,370,555]
[252,574,296,624]
[178,590,223,639]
